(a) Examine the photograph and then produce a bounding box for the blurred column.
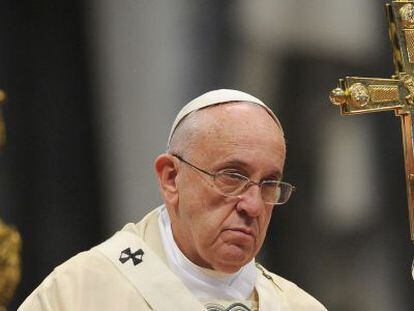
[88,0,195,231]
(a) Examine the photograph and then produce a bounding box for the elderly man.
[19,89,326,310]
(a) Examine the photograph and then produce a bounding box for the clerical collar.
[158,205,257,301]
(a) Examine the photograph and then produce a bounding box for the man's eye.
[262,181,279,188]
[263,179,280,184]
[223,172,246,180]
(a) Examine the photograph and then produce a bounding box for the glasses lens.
[262,182,293,205]
[214,171,294,205]
[214,172,247,195]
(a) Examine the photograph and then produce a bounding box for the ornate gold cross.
[330,0,414,242]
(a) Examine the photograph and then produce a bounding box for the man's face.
[170,102,286,273]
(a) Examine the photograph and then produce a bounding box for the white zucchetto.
[167,89,283,147]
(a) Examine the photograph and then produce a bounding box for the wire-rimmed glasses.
[172,154,295,205]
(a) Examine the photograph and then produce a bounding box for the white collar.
[158,205,257,300]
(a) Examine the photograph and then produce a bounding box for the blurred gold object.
[0,220,21,310]
[330,1,414,244]
[0,91,21,309]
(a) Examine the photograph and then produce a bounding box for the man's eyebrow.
[216,159,283,179]
[264,170,283,181]
[215,159,250,171]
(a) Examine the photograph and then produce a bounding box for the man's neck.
[157,205,257,301]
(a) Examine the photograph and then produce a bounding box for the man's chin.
[211,245,253,273]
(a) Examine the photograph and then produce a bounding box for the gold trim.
[367,85,400,103]
[404,29,414,62]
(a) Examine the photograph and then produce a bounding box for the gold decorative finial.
[329,87,347,106]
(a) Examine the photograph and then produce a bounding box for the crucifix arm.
[330,77,404,115]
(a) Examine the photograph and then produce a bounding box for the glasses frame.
[171,154,295,205]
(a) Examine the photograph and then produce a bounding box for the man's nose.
[236,184,265,217]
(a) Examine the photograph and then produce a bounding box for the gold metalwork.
[349,83,370,107]
[399,3,414,28]
[404,30,414,62]
[329,87,347,106]
[330,1,414,243]
[368,85,400,103]
[402,74,414,104]
[0,220,21,310]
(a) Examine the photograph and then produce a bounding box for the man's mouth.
[226,227,254,238]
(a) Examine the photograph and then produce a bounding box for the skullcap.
[167,89,283,147]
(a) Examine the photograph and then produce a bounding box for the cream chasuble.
[18,208,327,311]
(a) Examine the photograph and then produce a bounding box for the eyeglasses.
[172,154,295,205]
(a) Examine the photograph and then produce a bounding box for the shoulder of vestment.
[255,263,327,310]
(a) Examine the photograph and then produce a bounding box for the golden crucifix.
[330,0,414,243]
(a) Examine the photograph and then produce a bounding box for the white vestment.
[18,208,327,311]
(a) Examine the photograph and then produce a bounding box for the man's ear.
[154,153,179,206]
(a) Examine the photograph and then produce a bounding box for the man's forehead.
[198,102,279,132]
[167,89,283,147]
[191,104,286,173]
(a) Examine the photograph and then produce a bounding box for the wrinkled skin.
[155,102,286,273]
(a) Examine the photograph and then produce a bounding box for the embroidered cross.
[205,302,253,311]
[119,247,144,266]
